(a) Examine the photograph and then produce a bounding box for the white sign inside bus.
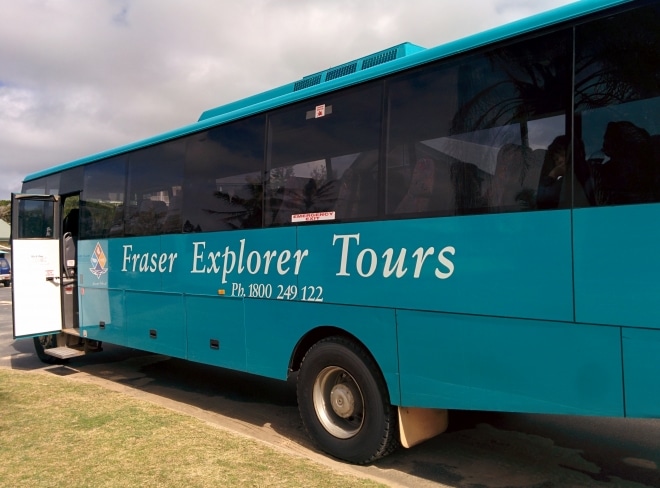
[291,211,336,223]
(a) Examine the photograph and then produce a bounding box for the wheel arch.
[289,326,380,378]
[246,303,399,396]
[280,305,401,406]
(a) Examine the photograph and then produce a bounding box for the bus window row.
[22,3,660,238]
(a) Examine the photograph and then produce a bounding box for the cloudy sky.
[0,0,577,200]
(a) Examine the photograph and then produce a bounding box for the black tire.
[33,334,64,364]
[297,336,399,464]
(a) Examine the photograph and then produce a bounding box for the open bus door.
[11,193,92,362]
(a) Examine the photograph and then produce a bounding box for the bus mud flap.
[398,407,448,448]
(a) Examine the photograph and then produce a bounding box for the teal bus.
[11,0,660,464]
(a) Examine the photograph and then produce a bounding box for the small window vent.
[325,62,357,82]
[361,48,398,70]
[294,74,322,92]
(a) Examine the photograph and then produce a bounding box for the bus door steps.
[44,347,86,360]
[42,328,92,359]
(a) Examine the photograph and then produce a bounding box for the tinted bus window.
[575,4,660,207]
[16,199,55,238]
[266,84,383,225]
[27,170,84,239]
[126,139,185,236]
[21,175,61,195]
[81,156,127,239]
[183,116,266,232]
[58,166,84,195]
[386,30,571,216]
[21,178,47,195]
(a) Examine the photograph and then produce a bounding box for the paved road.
[1,285,659,488]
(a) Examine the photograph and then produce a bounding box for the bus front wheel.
[297,336,399,464]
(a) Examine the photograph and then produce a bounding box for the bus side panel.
[296,212,573,323]
[80,287,126,346]
[79,239,128,345]
[397,309,624,416]
[186,295,246,371]
[622,327,660,417]
[125,291,187,358]
[244,300,400,404]
[574,204,660,329]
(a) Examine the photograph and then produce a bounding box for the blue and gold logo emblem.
[90,242,108,278]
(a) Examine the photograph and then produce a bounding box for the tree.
[0,200,10,223]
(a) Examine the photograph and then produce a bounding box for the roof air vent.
[294,74,322,92]
[325,62,357,82]
[361,48,398,70]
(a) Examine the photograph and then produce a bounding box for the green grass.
[0,369,384,488]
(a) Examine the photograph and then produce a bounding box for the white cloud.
[0,0,576,199]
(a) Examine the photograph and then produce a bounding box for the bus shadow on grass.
[21,344,312,449]
[10,344,660,488]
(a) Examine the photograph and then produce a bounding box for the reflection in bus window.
[183,116,265,232]
[125,139,185,236]
[81,156,126,239]
[266,84,382,225]
[575,4,660,207]
[386,30,571,216]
